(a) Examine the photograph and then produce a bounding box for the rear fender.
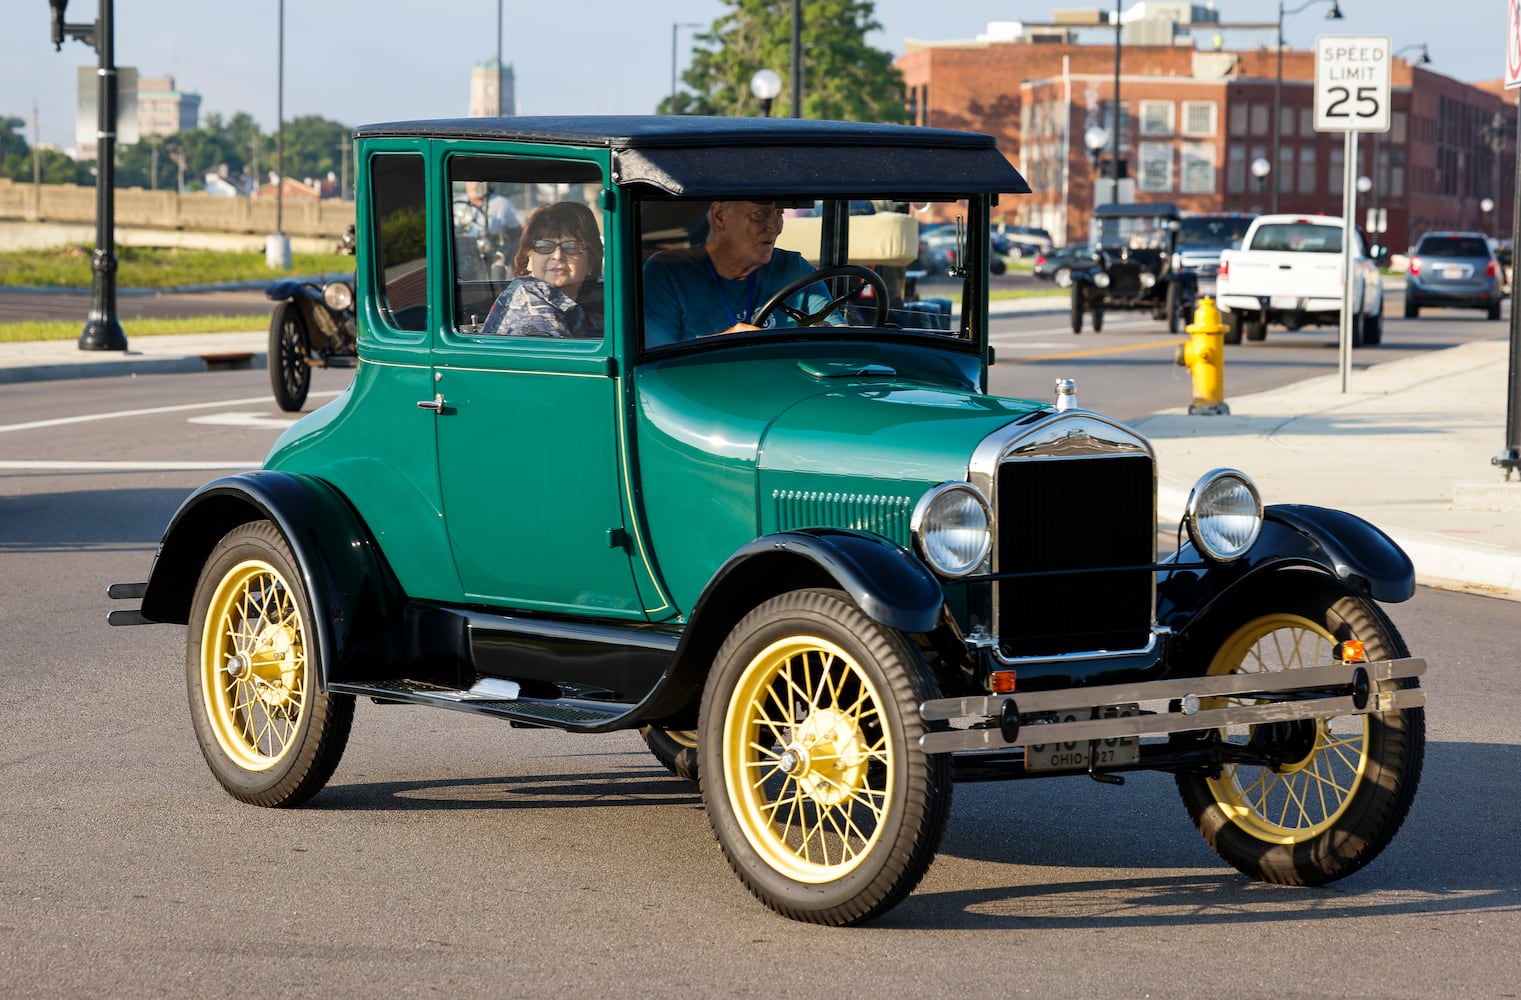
[1157,502,1415,636]
[139,471,404,686]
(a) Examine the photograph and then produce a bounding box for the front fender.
[1157,502,1415,633]
[265,278,321,303]
[139,471,404,686]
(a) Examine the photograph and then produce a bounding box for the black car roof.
[354,115,1031,198]
[1094,202,1181,218]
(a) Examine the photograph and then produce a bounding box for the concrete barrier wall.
[0,178,354,242]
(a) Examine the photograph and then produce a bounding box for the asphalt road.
[1,321,1517,998]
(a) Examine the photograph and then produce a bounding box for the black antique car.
[1066,202,1196,334]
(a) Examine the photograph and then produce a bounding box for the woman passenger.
[480,201,603,338]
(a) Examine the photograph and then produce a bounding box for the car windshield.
[1177,216,1254,249]
[636,196,975,349]
[1093,215,1171,250]
[1417,236,1491,258]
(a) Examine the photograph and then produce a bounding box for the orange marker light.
[1339,640,1367,663]
[990,670,1017,694]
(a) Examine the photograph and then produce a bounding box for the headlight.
[1185,468,1263,562]
[1093,272,1111,288]
[323,281,354,311]
[1055,269,1073,288]
[912,483,992,579]
[1139,272,1157,288]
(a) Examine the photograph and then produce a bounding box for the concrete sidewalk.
[3,316,1518,601]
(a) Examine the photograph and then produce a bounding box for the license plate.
[1442,265,1469,280]
[1025,704,1141,772]
[1270,295,1298,310]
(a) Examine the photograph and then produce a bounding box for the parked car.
[1031,243,1097,283]
[107,116,1425,928]
[1069,202,1196,333]
[1216,214,1385,345]
[1404,231,1505,320]
[995,223,1055,258]
[919,225,1005,275]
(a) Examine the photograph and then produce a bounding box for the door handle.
[417,394,444,412]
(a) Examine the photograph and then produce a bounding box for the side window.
[447,156,606,341]
[370,153,427,332]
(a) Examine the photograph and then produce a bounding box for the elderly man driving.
[642,200,837,347]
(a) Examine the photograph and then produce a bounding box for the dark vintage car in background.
[109,116,1425,928]
[1066,202,1196,334]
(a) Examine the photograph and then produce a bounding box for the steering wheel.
[751,264,889,328]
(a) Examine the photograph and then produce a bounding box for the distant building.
[469,60,516,117]
[136,75,201,138]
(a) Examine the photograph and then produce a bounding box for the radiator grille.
[995,454,1154,657]
[773,490,913,546]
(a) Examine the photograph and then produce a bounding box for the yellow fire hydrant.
[1175,296,1230,416]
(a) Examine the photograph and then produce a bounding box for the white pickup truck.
[1215,214,1384,346]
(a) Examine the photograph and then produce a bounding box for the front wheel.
[269,301,312,412]
[186,521,353,807]
[1224,310,1244,345]
[1175,571,1424,886]
[698,589,951,926]
[1070,284,1085,333]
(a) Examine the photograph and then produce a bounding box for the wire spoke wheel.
[699,589,950,926]
[1176,571,1424,885]
[186,521,352,807]
[269,301,312,412]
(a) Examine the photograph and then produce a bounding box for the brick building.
[896,32,1516,251]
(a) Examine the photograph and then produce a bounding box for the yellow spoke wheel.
[1175,571,1424,886]
[186,521,353,807]
[699,589,951,926]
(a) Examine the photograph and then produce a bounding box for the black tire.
[1070,285,1085,333]
[269,301,312,413]
[698,589,952,926]
[1488,301,1502,321]
[641,725,699,781]
[1174,571,1424,886]
[1166,281,1182,334]
[1244,317,1267,342]
[1350,311,1365,348]
[1091,306,1104,333]
[186,521,354,807]
[1404,298,1418,320]
[1361,306,1383,346]
[1224,310,1243,345]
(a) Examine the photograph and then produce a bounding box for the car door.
[429,147,651,619]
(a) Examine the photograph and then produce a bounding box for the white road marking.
[0,390,341,434]
[0,460,261,471]
[187,412,301,429]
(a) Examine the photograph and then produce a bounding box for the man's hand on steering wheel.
[751,265,889,328]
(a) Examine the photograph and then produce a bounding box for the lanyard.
[703,252,758,325]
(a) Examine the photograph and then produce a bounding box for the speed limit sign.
[1314,35,1391,133]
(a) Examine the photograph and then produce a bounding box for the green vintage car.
[109,116,1425,926]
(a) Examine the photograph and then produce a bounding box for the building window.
[1139,142,1173,192]
[1392,111,1407,143]
[1181,143,1216,193]
[1227,144,1246,193]
[1298,147,1316,193]
[1229,103,1248,137]
[1329,147,1344,194]
[1250,104,1269,137]
[1280,105,1296,139]
[1298,107,1313,137]
[1278,145,1295,193]
[1140,100,1174,136]
[1181,101,1217,137]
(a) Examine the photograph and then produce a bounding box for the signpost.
[1314,35,1391,393]
[1498,0,1521,479]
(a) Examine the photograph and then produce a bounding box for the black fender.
[264,278,322,303]
[138,471,405,687]
[1157,502,1415,638]
[635,529,944,723]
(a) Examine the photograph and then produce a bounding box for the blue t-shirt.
[642,247,835,347]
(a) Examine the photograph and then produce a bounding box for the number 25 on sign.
[1313,35,1392,134]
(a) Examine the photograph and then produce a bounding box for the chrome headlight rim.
[322,280,354,312]
[911,482,993,580]
[1184,467,1263,563]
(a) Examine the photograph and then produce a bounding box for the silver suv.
[1405,231,1505,320]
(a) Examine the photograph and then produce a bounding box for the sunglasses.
[530,239,588,256]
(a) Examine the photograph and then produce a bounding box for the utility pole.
[48,0,126,351]
[790,0,801,118]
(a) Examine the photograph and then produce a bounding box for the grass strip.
[0,315,265,343]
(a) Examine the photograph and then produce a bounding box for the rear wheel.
[1175,571,1424,886]
[269,301,312,412]
[186,521,353,807]
[1244,317,1267,342]
[641,725,699,781]
[1488,301,1502,321]
[1404,298,1418,319]
[698,589,951,926]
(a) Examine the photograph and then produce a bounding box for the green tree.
[661,0,906,123]
[0,116,28,173]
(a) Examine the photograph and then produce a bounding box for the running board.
[329,678,635,732]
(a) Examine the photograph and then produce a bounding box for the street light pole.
[48,0,125,351]
[790,0,802,118]
[1273,0,1342,214]
[670,21,701,110]
[1110,0,1121,189]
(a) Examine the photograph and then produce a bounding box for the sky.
[0,1,1504,153]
